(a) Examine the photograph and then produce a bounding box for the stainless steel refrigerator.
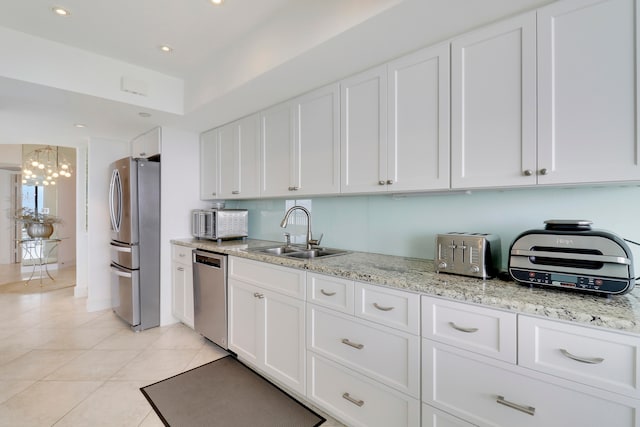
[109,157,160,331]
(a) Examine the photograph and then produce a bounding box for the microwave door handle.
[511,250,632,266]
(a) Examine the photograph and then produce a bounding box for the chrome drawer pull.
[341,338,364,350]
[320,289,336,296]
[373,302,394,311]
[177,267,185,272]
[560,348,604,364]
[342,392,364,407]
[449,322,479,333]
[496,395,535,416]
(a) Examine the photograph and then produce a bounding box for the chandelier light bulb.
[38,164,44,169]
[31,161,38,167]
[51,181,56,185]
[53,172,59,178]
[61,164,68,170]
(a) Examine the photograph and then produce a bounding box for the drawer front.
[307,353,420,427]
[519,315,640,398]
[423,339,639,427]
[228,256,305,299]
[308,305,420,397]
[422,403,475,427]
[307,273,354,314]
[354,282,420,334]
[171,244,192,262]
[422,296,516,363]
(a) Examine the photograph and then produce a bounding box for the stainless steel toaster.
[436,233,501,279]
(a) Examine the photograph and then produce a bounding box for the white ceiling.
[0,0,552,148]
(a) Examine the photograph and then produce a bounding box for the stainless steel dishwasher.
[192,250,228,349]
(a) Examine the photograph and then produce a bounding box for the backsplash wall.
[227,185,640,269]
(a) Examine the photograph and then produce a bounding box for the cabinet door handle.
[253,292,264,299]
[232,190,240,195]
[320,289,336,296]
[378,180,386,185]
[139,152,146,157]
[560,348,604,364]
[373,302,394,312]
[523,169,534,176]
[341,338,364,350]
[496,395,535,416]
[179,253,185,257]
[449,322,479,333]
[288,186,300,191]
[539,168,548,175]
[177,267,184,272]
[342,392,364,407]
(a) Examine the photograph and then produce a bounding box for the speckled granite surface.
[172,238,640,334]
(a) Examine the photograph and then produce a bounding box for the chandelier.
[22,145,73,187]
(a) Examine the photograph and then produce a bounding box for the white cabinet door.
[200,128,219,200]
[260,102,294,197]
[341,65,388,194]
[171,261,186,322]
[451,12,537,189]
[218,115,260,199]
[388,43,450,191]
[171,245,194,328]
[294,83,341,196]
[228,279,260,366]
[537,0,640,184]
[131,127,161,159]
[263,288,306,394]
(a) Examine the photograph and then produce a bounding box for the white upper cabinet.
[341,65,389,194]
[387,43,451,191]
[199,128,219,200]
[261,84,340,198]
[218,114,260,199]
[131,127,161,159]
[260,101,295,198]
[294,84,341,196]
[537,0,640,184]
[341,45,450,194]
[451,12,537,189]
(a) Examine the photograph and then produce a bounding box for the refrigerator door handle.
[110,265,132,278]
[110,242,132,253]
[109,168,122,233]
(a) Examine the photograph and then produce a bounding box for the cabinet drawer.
[422,296,516,363]
[308,305,420,398]
[422,403,475,427]
[423,339,639,427]
[354,282,420,334]
[519,315,640,398]
[307,353,420,427]
[306,273,354,314]
[228,256,305,299]
[171,245,192,263]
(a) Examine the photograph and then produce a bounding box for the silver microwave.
[191,209,248,241]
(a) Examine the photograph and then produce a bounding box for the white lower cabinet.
[422,404,475,427]
[227,258,306,395]
[423,339,640,427]
[171,244,193,328]
[307,304,420,398]
[308,353,420,427]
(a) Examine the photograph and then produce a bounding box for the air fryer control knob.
[469,265,480,274]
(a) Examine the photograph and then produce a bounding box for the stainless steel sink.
[250,245,348,259]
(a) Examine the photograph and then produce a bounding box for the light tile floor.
[0,279,344,426]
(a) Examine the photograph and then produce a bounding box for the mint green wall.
[229,185,640,269]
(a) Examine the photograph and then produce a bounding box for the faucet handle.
[283,232,291,246]
[309,233,323,247]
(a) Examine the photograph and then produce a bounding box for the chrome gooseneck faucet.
[280,205,321,250]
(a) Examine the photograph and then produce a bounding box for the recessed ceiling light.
[139,112,152,118]
[73,123,86,128]
[210,0,224,5]
[159,45,173,53]
[52,6,71,16]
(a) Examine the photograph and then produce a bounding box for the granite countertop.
[172,238,640,334]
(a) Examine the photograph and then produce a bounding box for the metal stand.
[18,238,61,286]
